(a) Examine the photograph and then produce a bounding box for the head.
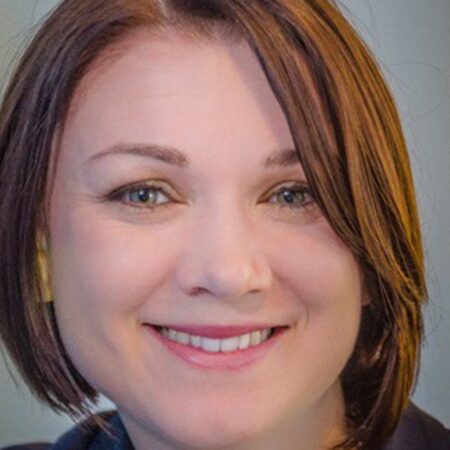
[0,1,426,449]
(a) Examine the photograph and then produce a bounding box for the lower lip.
[145,325,287,370]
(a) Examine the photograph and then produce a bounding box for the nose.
[174,210,273,302]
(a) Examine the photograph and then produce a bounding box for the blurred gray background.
[0,0,449,446]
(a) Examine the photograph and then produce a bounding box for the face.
[49,31,363,450]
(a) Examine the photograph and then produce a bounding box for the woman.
[0,0,448,449]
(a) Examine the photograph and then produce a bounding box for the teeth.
[250,331,260,346]
[159,327,274,353]
[201,337,221,352]
[221,336,240,352]
[238,333,250,350]
[190,335,202,348]
[176,331,190,345]
[167,328,176,340]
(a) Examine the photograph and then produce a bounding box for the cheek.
[271,221,363,353]
[268,225,363,400]
[49,208,182,389]
[274,222,362,309]
[50,204,173,311]
[48,203,178,357]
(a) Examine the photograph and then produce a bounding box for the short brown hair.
[0,1,426,448]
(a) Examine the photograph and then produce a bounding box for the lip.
[145,324,288,370]
[150,323,285,339]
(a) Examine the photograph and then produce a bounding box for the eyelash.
[104,181,315,212]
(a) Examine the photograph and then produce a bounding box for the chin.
[120,395,276,450]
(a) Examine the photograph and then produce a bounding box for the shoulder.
[1,410,128,450]
[384,403,450,450]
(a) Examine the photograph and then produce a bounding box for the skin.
[48,31,363,450]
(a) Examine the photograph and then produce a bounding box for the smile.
[155,326,274,353]
[146,324,289,370]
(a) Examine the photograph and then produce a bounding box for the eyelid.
[265,178,308,188]
[119,179,176,193]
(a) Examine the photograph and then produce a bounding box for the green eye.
[269,184,314,208]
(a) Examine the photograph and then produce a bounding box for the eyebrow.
[83,143,301,169]
[84,143,189,168]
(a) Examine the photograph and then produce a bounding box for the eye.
[105,182,174,210]
[267,183,314,209]
[126,186,169,205]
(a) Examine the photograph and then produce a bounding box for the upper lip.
[147,324,287,339]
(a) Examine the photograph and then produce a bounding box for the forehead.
[59,31,297,172]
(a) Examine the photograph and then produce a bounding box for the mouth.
[147,324,288,354]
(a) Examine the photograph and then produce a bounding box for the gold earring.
[37,235,53,303]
